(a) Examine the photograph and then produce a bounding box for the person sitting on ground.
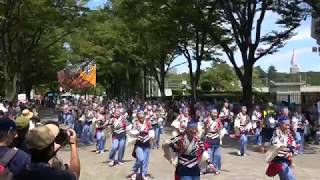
[0,119,31,178]
[17,124,80,180]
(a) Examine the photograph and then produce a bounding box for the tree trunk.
[160,74,166,100]
[4,63,18,101]
[25,82,33,100]
[143,67,147,100]
[241,65,253,107]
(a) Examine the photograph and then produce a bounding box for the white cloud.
[258,47,311,72]
[291,28,311,41]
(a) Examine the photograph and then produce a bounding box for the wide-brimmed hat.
[266,145,285,163]
[22,109,33,119]
[26,124,59,150]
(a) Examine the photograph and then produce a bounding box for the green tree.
[158,0,225,106]
[111,0,183,99]
[212,0,307,106]
[202,62,240,91]
[0,0,85,100]
[200,80,212,92]
[304,0,320,14]
[268,65,278,81]
[65,8,144,98]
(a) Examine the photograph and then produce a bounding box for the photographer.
[17,124,80,180]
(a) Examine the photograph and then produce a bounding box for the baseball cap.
[278,116,290,124]
[210,109,218,113]
[15,116,30,129]
[26,124,59,150]
[0,119,16,133]
[187,120,198,129]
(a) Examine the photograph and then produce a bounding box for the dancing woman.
[266,116,296,180]
[108,111,127,166]
[129,110,154,180]
[234,106,251,156]
[167,121,207,180]
[204,109,224,173]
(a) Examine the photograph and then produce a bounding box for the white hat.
[0,103,7,112]
[22,109,33,119]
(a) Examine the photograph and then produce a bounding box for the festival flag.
[57,60,96,90]
[80,63,96,86]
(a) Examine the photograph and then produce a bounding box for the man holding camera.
[17,124,80,180]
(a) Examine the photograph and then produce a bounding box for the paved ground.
[40,109,320,180]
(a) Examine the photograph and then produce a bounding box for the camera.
[55,128,73,146]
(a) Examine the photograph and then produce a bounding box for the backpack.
[0,148,18,180]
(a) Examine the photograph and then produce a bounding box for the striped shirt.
[110,117,126,138]
[134,120,152,147]
[271,128,296,160]
[169,134,204,176]
[205,117,222,140]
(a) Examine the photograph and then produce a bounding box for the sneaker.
[142,176,148,180]
[118,161,124,165]
[207,164,217,174]
[237,151,242,156]
[99,151,104,154]
[130,173,136,180]
[237,151,247,156]
[108,161,115,167]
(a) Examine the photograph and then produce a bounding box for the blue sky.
[87,0,107,9]
[88,0,319,73]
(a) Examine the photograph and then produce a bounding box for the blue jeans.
[82,124,93,144]
[295,131,304,154]
[74,121,83,138]
[120,136,126,161]
[154,127,161,149]
[254,128,262,145]
[132,146,150,177]
[279,163,296,180]
[240,134,248,155]
[109,138,126,161]
[224,122,231,133]
[96,131,106,152]
[63,114,74,128]
[180,176,200,180]
[207,145,221,171]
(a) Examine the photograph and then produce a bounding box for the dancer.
[266,116,296,180]
[95,108,106,154]
[147,105,160,149]
[291,105,308,154]
[219,102,233,133]
[204,109,224,173]
[129,110,154,180]
[261,103,276,153]
[234,106,252,156]
[168,121,208,180]
[108,110,127,166]
[171,108,190,136]
[156,105,167,149]
[252,105,263,145]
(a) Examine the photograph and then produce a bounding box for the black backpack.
[0,148,18,180]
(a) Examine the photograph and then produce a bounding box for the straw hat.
[22,109,33,119]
